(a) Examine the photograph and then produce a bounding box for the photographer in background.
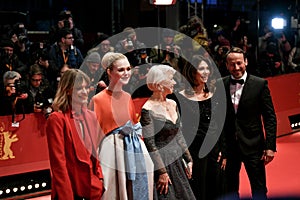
[257,42,282,78]
[0,71,31,116]
[26,64,55,118]
[175,15,210,55]
[115,27,147,67]
[80,52,106,101]
[48,28,84,72]
[212,38,231,77]
[48,10,84,50]
[288,40,300,73]
[29,42,59,91]
[11,22,32,65]
[0,38,28,82]
[149,29,178,64]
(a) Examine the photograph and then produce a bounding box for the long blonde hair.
[52,69,90,112]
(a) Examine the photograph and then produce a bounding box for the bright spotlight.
[13,187,18,192]
[271,17,286,30]
[20,186,25,191]
[149,0,176,5]
[5,189,10,194]
[42,182,47,187]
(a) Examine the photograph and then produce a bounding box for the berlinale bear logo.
[0,122,19,160]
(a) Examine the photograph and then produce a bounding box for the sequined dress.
[176,93,225,200]
[140,109,196,200]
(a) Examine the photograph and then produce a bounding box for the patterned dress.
[140,109,196,200]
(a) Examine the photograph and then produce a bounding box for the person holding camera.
[149,29,178,64]
[29,43,58,91]
[257,42,282,78]
[212,38,231,77]
[115,27,147,67]
[0,71,31,116]
[48,10,84,50]
[26,64,56,118]
[10,22,32,66]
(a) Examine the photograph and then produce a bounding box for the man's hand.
[261,149,275,165]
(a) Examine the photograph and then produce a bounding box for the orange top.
[91,89,138,135]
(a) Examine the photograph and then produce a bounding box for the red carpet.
[240,132,300,199]
[27,132,300,200]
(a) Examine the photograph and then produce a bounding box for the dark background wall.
[0,0,298,49]
[1,0,295,32]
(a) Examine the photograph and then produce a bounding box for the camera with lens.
[14,79,27,96]
[35,98,53,109]
[18,34,28,43]
[163,45,177,58]
[35,92,53,109]
[35,93,54,118]
[125,37,134,50]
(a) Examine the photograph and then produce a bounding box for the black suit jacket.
[221,74,277,157]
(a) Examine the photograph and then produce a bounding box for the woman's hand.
[217,152,226,170]
[186,162,193,179]
[97,80,107,89]
[221,158,226,170]
[156,173,172,194]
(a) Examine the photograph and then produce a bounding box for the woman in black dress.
[140,64,196,200]
[176,54,227,200]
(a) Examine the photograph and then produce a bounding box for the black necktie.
[230,78,244,85]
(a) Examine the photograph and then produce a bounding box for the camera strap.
[11,96,25,127]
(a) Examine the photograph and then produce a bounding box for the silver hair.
[3,71,21,85]
[146,64,176,91]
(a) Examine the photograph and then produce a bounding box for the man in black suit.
[221,47,277,199]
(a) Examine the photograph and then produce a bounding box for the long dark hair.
[182,54,216,97]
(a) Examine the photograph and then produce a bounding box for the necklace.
[149,96,169,111]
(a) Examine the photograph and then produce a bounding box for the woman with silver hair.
[140,64,195,199]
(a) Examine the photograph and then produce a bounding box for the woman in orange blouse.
[89,52,154,200]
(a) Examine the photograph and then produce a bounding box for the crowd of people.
[0,10,281,200]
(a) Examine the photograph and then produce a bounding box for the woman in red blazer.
[46,69,104,200]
